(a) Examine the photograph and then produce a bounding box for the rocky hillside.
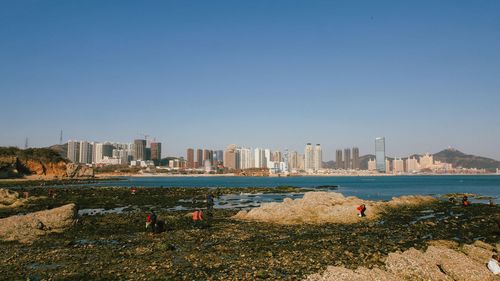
[0,147,93,179]
[432,148,500,171]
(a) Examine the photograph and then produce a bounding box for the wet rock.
[0,188,23,208]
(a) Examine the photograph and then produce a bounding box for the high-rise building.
[264,149,272,168]
[335,149,343,169]
[419,153,434,169]
[196,149,203,168]
[203,149,212,166]
[313,144,322,171]
[94,143,104,163]
[298,154,305,170]
[343,148,351,170]
[224,144,237,170]
[288,151,298,170]
[352,147,360,170]
[238,147,253,169]
[67,140,80,163]
[272,151,282,163]
[385,158,391,174]
[304,143,314,172]
[393,158,404,173]
[150,142,162,165]
[368,158,376,171]
[186,148,194,168]
[79,141,93,164]
[133,139,147,161]
[375,137,386,172]
[214,150,224,164]
[254,148,266,168]
[406,156,420,172]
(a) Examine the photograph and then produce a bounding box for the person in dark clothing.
[146,210,157,233]
[462,195,470,207]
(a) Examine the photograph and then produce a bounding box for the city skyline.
[1,1,500,160]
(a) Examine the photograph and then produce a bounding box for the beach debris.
[0,203,77,243]
[233,192,437,224]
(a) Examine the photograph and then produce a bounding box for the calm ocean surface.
[75,175,500,203]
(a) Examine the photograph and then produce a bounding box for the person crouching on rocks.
[357,204,366,217]
[488,254,500,275]
[462,195,470,207]
[146,210,157,233]
[192,209,203,227]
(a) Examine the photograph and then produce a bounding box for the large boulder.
[233,192,436,225]
[0,203,77,243]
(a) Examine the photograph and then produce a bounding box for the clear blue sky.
[1,1,499,160]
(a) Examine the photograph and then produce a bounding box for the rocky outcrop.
[66,163,94,178]
[0,203,77,243]
[0,156,93,179]
[233,192,436,224]
[306,240,499,281]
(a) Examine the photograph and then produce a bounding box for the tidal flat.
[1,186,499,280]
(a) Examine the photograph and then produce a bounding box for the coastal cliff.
[0,147,93,179]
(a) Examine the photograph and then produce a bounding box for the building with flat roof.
[375,137,386,172]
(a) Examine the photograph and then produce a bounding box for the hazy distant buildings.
[375,137,386,172]
[224,144,237,170]
[419,153,433,170]
[288,151,299,171]
[254,148,266,168]
[368,158,376,171]
[150,142,162,165]
[196,149,203,168]
[343,148,351,170]
[406,156,419,172]
[186,148,194,168]
[79,141,93,164]
[385,158,391,174]
[304,143,314,172]
[314,144,322,171]
[393,158,404,173]
[67,140,80,163]
[335,150,343,169]
[133,139,147,161]
[352,147,360,170]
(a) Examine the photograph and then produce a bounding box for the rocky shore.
[0,186,499,280]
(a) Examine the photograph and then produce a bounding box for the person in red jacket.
[357,204,366,217]
[192,209,203,227]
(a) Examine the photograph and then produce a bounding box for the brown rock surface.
[233,192,436,224]
[0,203,77,243]
[306,241,500,281]
[0,188,24,208]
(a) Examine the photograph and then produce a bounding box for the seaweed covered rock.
[0,203,77,243]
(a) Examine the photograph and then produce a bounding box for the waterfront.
[50,175,500,203]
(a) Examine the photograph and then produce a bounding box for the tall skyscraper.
[313,144,322,171]
[375,137,386,172]
[133,139,147,161]
[196,149,203,168]
[203,149,212,166]
[150,142,162,165]
[79,141,93,164]
[272,151,282,163]
[254,148,266,168]
[67,140,80,163]
[224,144,237,170]
[238,147,253,169]
[186,148,194,168]
[264,149,272,168]
[304,143,314,172]
[215,150,224,164]
[343,148,351,170]
[288,150,298,170]
[352,147,360,170]
[335,149,343,169]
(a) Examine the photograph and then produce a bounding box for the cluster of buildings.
[65,136,488,175]
[67,139,162,167]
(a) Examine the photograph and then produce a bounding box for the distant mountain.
[433,148,500,171]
